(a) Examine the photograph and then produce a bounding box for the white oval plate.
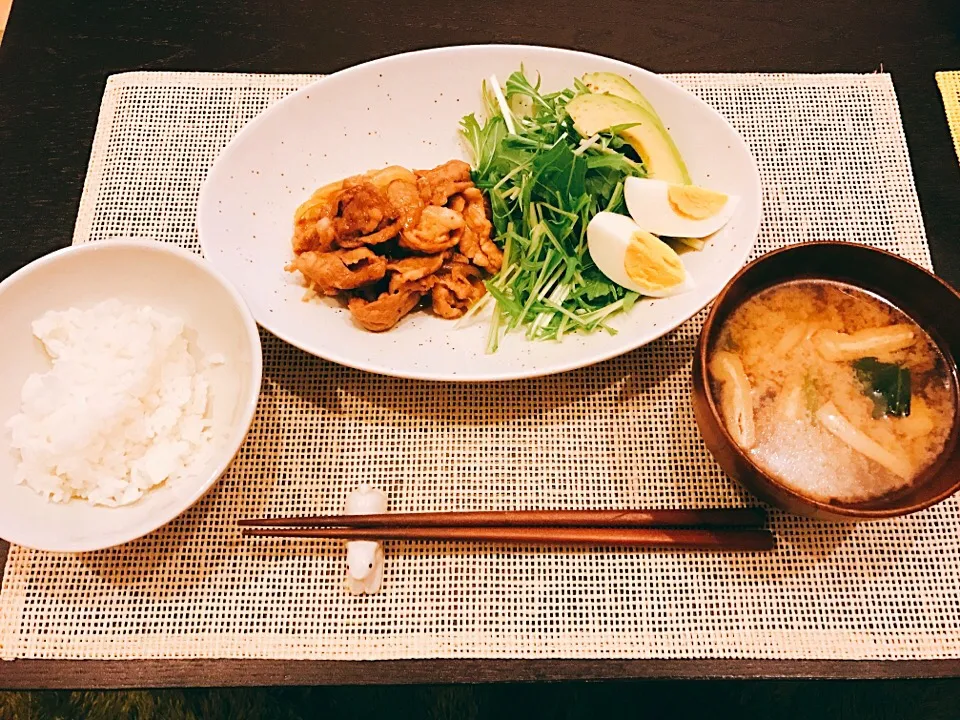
[198,45,761,382]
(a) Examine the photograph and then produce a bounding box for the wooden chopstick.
[241,525,775,552]
[238,507,767,529]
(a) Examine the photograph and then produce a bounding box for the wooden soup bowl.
[692,241,960,520]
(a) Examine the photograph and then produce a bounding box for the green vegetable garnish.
[459,69,645,352]
[853,357,911,418]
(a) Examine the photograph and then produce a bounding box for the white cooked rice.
[7,299,216,507]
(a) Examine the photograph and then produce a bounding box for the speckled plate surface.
[197,45,761,381]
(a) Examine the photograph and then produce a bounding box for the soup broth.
[709,280,957,504]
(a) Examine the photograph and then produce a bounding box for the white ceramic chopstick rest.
[344,485,388,595]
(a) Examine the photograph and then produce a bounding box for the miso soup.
[708,280,957,504]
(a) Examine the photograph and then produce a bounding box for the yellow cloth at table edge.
[936,71,960,165]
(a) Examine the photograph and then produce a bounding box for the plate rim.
[197,43,762,383]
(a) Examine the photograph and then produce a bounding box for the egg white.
[624,177,740,239]
[586,212,694,298]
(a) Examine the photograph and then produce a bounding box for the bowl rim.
[0,239,264,552]
[195,42,764,382]
[696,240,960,519]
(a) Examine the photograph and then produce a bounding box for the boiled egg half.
[624,177,739,238]
[587,212,693,297]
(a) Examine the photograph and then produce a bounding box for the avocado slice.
[581,72,659,117]
[581,72,684,151]
[565,92,692,185]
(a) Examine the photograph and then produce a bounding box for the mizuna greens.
[459,70,646,352]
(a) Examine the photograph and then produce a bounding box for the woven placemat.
[936,71,960,164]
[1,71,956,662]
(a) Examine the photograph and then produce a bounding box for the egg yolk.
[623,230,686,291]
[668,185,728,220]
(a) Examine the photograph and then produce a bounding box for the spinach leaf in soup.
[853,357,911,418]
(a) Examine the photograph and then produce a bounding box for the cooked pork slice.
[454,187,502,272]
[348,288,423,331]
[399,206,464,253]
[416,159,474,206]
[288,247,387,296]
[430,261,486,319]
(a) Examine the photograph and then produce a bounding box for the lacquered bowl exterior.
[692,241,960,521]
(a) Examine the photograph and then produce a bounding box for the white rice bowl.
[0,240,262,552]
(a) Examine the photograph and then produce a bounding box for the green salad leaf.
[459,69,645,352]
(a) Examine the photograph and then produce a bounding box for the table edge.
[0,658,958,688]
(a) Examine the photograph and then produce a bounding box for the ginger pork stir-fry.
[288,160,502,332]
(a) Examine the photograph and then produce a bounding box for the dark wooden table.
[2,0,960,689]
